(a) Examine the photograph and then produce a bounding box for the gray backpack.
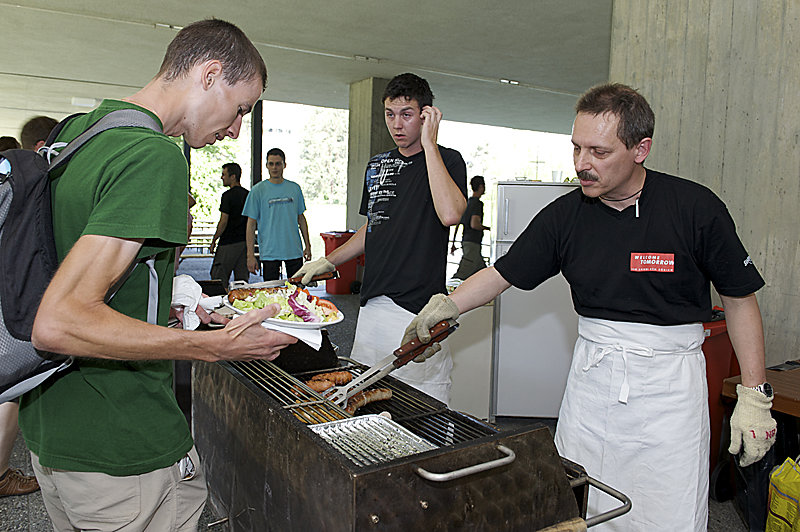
[0,109,162,402]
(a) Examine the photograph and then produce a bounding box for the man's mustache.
[577,170,599,182]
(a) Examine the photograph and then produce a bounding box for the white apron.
[554,317,709,531]
[350,296,452,405]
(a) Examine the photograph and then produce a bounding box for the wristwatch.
[748,382,774,399]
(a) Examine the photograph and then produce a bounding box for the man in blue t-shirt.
[243,148,312,281]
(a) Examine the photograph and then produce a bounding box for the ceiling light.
[71,97,99,108]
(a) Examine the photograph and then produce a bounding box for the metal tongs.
[229,271,339,290]
[326,319,459,407]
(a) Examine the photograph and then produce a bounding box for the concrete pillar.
[345,77,395,230]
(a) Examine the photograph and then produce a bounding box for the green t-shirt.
[19,99,193,476]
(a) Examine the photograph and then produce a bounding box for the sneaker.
[0,468,40,497]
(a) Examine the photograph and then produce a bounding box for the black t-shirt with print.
[494,169,764,325]
[359,145,467,313]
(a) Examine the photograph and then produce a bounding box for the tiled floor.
[0,258,747,530]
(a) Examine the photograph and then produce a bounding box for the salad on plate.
[226,284,342,326]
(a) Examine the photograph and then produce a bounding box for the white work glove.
[728,384,777,467]
[292,257,335,286]
[400,294,460,363]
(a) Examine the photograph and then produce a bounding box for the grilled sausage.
[306,379,335,393]
[345,388,392,415]
[309,371,352,385]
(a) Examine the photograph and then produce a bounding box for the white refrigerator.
[491,182,579,418]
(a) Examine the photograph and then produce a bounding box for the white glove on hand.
[728,384,777,467]
[400,294,460,363]
[292,257,335,285]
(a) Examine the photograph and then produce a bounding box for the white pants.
[554,317,709,532]
[350,296,452,405]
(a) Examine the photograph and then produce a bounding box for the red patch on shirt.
[630,253,674,272]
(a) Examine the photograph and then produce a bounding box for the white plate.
[222,300,344,329]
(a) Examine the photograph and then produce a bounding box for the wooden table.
[722,362,800,418]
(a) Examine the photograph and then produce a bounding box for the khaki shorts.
[31,446,207,532]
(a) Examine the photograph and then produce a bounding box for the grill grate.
[310,415,437,467]
[229,360,349,424]
[228,359,497,453]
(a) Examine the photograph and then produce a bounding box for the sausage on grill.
[345,388,392,415]
[309,371,352,385]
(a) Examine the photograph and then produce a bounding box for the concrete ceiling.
[0,1,612,139]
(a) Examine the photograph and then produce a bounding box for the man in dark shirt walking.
[210,162,250,285]
[451,175,489,279]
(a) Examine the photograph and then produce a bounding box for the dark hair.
[575,83,654,149]
[157,19,267,90]
[222,162,242,180]
[0,136,20,151]
[20,116,58,150]
[383,73,434,109]
[266,147,286,162]
[470,175,485,192]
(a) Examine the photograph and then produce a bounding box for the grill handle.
[412,444,515,482]
[568,475,631,528]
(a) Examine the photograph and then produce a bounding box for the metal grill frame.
[193,359,582,531]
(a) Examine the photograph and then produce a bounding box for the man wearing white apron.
[294,73,467,404]
[403,83,776,530]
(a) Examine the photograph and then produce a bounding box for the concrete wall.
[610,0,800,365]
[345,78,395,231]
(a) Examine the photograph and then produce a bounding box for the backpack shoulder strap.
[47,109,162,172]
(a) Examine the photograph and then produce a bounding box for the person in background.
[210,162,249,285]
[451,175,489,280]
[243,148,312,281]
[294,73,467,404]
[0,133,40,497]
[21,19,296,530]
[402,83,775,531]
[20,116,58,151]
[0,137,20,151]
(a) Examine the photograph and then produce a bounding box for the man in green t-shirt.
[20,20,297,531]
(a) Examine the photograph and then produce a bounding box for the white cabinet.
[448,302,494,420]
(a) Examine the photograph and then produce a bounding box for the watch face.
[762,382,774,397]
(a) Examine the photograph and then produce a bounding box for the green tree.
[296,108,348,204]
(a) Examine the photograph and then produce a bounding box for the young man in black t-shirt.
[403,83,775,531]
[210,162,250,285]
[295,73,467,403]
[451,175,489,279]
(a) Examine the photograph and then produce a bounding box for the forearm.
[34,303,223,361]
[720,293,767,387]
[327,225,366,265]
[449,267,511,314]
[424,147,466,226]
[298,214,311,248]
[246,218,257,258]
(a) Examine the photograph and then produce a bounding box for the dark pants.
[261,258,304,281]
[210,241,248,286]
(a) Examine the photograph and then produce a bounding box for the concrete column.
[345,77,395,230]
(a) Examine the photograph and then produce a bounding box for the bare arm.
[420,106,467,226]
[470,214,489,231]
[298,213,312,261]
[449,267,511,314]
[326,224,366,265]
[246,217,259,274]
[210,212,229,254]
[32,234,297,362]
[720,293,767,387]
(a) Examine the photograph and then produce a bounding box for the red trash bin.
[704,314,739,475]
[320,231,364,295]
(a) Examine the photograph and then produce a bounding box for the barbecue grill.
[192,357,629,531]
